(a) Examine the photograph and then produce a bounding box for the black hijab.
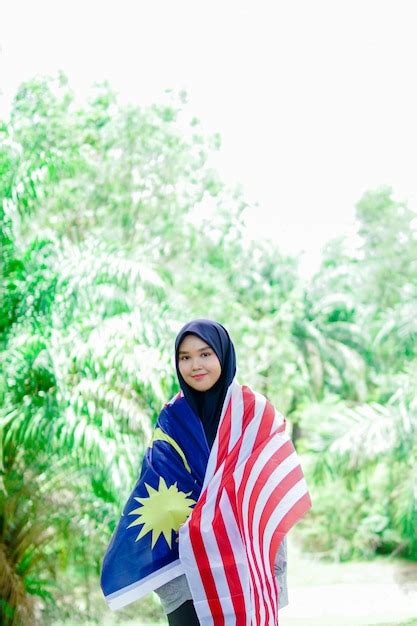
[174,319,237,449]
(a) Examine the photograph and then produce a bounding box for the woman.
[101,319,311,626]
[158,318,296,625]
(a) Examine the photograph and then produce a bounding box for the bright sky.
[1,0,417,277]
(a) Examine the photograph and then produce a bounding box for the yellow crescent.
[151,427,191,473]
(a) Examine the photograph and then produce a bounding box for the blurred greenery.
[1,74,416,625]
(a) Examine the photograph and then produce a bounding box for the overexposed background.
[1,0,416,276]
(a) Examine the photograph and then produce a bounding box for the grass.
[379,622,417,626]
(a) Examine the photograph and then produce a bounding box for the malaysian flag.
[101,390,210,610]
[101,380,311,624]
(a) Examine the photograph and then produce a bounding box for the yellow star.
[127,476,196,548]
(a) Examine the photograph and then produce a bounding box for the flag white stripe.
[235,426,290,495]
[201,379,235,492]
[237,433,294,625]
[182,381,247,624]
[270,407,285,435]
[179,381,235,626]
[234,397,276,626]
[262,478,309,564]
[181,460,234,625]
[234,393,267,485]
[181,383,311,626]
[228,382,245,451]
[200,463,235,621]
[239,499,267,626]
[219,488,252,626]
[248,450,300,623]
[179,526,214,626]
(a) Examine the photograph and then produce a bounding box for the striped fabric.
[179,380,312,626]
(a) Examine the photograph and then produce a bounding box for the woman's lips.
[192,374,206,380]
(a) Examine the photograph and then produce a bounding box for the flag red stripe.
[237,393,275,622]
[232,397,279,624]
[241,385,256,431]
[207,386,259,624]
[213,486,247,625]
[269,491,312,569]
[189,492,225,625]
[252,398,275,450]
[259,465,305,552]
[241,439,294,624]
[231,386,265,624]
[183,382,312,626]
[256,465,305,620]
[214,385,255,499]
[190,387,251,624]
[216,399,233,470]
[209,388,256,622]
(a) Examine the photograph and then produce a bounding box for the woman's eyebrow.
[178,345,211,355]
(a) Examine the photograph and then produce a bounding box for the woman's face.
[178,334,222,391]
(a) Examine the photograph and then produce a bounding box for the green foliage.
[298,190,417,561]
[1,74,417,624]
[356,186,417,309]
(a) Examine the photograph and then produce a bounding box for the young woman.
[157,319,296,625]
[101,319,311,626]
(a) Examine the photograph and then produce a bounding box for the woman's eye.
[201,352,210,357]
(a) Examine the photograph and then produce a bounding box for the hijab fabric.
[174,319,236,449]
